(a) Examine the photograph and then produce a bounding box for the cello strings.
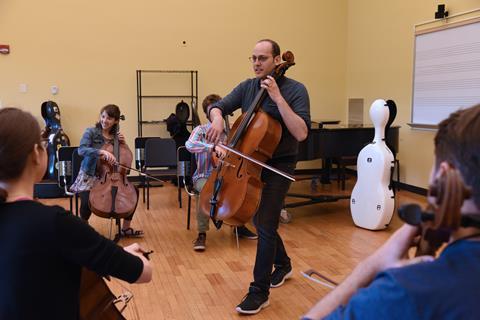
[212,143,296,182]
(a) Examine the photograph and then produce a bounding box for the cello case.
[41,101,71,180]
[350,99,395,230]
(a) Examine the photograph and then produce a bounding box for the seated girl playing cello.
[70,104,143,239]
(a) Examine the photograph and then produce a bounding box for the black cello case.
[41,101,71,180]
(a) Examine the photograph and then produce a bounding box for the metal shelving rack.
[136,70,198,136]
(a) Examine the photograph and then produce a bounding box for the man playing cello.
[206,39,310,314]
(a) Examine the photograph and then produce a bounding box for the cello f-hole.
[236,158,245,179]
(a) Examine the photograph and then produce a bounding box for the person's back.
[0,200,146,319]
[0,107,152,320]
[0,201,85,319]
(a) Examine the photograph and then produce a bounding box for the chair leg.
[341,163,346,191]
[142,176,146,203]
[187,195,192,230]
[117,218,122,240]
[147,177,150,210]
[75,194,79,216]
[178,177,182,209]
[335,159,341,189]
[395,159,400,191]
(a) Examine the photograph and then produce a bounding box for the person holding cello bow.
[206,39,310,314]
[303,104,480,320]
[0,107,152,320]
[71,104,143,239]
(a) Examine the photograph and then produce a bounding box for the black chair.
[57,146,77,213]
[134,136,161,203]
[134,137,161,170]
[143,138,177,209]
[71,148,84,215]
[332,156,357,191]
[176,146,194,208]
[177,146,197,229]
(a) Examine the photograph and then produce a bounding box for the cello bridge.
[219,160,236,168]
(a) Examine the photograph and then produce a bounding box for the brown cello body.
[79,268,127,320]
[89,130,137,219]
[200,111,281,225]
[200,51,295,226]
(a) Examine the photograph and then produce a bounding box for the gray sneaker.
[193,233,206,251]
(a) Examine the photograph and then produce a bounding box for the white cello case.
[350,99,395,230]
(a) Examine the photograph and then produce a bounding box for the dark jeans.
[250,161,295,294]
[79,189,138,222]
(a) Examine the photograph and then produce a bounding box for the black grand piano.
[298,122,399,161]
[285,122,400,209]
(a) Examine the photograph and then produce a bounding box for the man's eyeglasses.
[249,55,272,63]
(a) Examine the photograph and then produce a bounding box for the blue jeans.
[250,161,295,293]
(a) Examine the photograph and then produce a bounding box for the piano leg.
[320,158,332,184]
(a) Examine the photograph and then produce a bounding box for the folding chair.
[177,146,198,229]
[71,148,84,216]
[57,146,77,213]
[143,138,177,209]
[134,136,161,203]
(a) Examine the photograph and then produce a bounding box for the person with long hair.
[0,107,152,319]
[71,104,143,239]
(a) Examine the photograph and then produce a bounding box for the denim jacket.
[78,126,105,176]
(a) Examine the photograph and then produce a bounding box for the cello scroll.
[398,163,472,256]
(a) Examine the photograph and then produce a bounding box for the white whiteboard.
[412,18,480,126]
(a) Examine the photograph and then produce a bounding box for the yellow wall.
[346,0,480,188]
[1,0,479,188]
[0,0,347,151]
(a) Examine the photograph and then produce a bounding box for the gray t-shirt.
[212,76,310,161]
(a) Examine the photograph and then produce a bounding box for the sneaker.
[270,264,293,288]
[234,226,258,240]
[235,287,269,314]
[193,233,206,251]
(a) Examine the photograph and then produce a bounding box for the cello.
[200,51,296,227]
[398,163,474,256]
[89,116,138,221]
[79,268,130,320]
[79,251,153,320]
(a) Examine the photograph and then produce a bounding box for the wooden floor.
[42,177,427,319]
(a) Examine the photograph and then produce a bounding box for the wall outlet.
[19,83,28,93]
